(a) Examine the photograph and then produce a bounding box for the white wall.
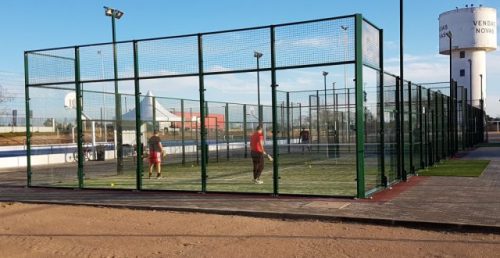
[0,126,55,133]
[451,50,486,107]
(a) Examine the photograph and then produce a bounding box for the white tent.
[122,91,181,123]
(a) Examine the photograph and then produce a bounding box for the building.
[439,5,497,107]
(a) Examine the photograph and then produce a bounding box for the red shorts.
[149,151,161,164]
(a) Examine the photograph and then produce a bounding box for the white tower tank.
[439,6,496,107]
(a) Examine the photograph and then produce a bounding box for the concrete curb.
[4,199,500,235]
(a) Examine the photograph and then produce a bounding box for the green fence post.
[461,87,465,150]
[433,92,437,162]
[316,90,320,152]
[286,92,291,153]
[309,95,313,146]
[424,89,430,166]
[418,86,424,169]
[24,52,32,187]
[205,102,209,163]
[197,34,208,193]
[440,94,444,160]
[195,120,199,165]
[215,117,219,162]
[434,91,438,162]
[335,91,340,158]
[408,82,413,174]
[449,86,453,156]
[181,99,186,164]
[451,93,454,155]
[454,81,459,153]
[270,25,279,196]
[347,88,351,151]
[225,103,230,160]
[291,102,295,145]
[395,77,402,179]
[132,41,143,190]
[152,96,157,131]
[243,104,248,158]
[378,29,385,187]
[74,47,84,189]
[441,94,445,159]
[299,103,302,134]
[464,88,468,148]
[354,14,365,198]
[430,90,435,165]
[450,80,454,157]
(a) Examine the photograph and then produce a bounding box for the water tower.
[439,5,497,107]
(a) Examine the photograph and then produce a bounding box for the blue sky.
[1,0,499,116]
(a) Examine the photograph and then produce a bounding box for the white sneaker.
[254,179,263,184]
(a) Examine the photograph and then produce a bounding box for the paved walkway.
[1,147,499,231]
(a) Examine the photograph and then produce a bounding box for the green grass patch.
[418,159,490,177]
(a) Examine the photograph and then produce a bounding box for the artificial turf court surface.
[29,152,382,197]
[418,159,490,177]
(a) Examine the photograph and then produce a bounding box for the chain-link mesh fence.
[23,14,486,198]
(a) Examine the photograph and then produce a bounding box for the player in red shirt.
[148,130,164,179]
[299,127,311,152]
[250,125,267,184]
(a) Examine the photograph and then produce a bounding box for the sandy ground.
[0,202,499,258]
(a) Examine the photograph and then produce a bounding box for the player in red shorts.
[250,125,267,184]
[148,130,164,179]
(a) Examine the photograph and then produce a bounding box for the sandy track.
[0,202,499,258]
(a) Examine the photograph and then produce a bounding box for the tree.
[43,118,54,127]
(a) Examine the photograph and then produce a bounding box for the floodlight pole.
[106,7,124,173]
[98,50,107,143]
[446,31,453,153]
[254,51,263,125]
[400,0,404,83]
[480,74,484,142]
[340,25,349,149]
[399,0,407,179]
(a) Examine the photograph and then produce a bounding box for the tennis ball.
[110,183,115,187]
[308,165,312,169]
[191,164,194,167]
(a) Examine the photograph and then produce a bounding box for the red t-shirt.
[250,132,264,153]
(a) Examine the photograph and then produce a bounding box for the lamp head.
[445,31,452,38]
[322,71,328,77]
[254,51,263,58]
[115,10,124,19]
[104,6,124,19]
[104,6,113,16]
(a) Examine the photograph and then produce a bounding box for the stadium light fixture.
[104,6,124,19]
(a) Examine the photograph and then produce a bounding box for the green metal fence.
[24,14,485,198]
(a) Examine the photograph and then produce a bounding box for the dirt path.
[0,202,499,258]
